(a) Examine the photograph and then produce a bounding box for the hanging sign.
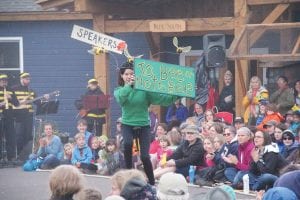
[71,25,127,54]
[149,20,186,32]
[134,58,195,98]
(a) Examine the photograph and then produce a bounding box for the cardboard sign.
[134,58,195,98]
[71,25,127,54]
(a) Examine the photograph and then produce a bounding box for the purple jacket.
[236,140,255,171]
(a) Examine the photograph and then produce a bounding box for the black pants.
[86,117,104,137]
[15,112,33,155]
[0,116,16,161]
[122,124,155,185]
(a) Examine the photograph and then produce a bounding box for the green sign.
[134,58,195,98]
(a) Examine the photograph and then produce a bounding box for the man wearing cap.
[75,78,106,136]
[0,74,19,161]
[11,72,38,158]
[233,116,245,130]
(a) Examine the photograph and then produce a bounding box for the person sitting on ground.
[77,188,102,200]
[154,124,205,179]
[204,109,215,123]
[71,133,96,174]
[155,135,173,170]
[149,123,168,169]
[97,138,124,175]
[288,110,300,140]
[157,172,189,200]
[256,187,297,200]
[257,103,284,131]
[281,130,299,160]
[35,122,63,169]
[273,170,300,199]
[234,116,245,130]
[166,129,182,151]
[98,135,108,150]
[274,123,286,155]
[109,169,156,200]
[77,119,94,148]
[218,70,235,114]
[256,99,268,126]
[60,143,73,165]
[248,130,288,191]
[49,165,84,200]
[223,127,255,189]
[191,102,205,127]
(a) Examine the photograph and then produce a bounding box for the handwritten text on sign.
[134,58,195,98]
[71,25,127,54]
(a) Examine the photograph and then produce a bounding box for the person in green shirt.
[114,62,178,185]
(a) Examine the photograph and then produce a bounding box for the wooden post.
[234,0,250,117]
[93,14,110,136]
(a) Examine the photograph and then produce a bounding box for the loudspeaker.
[203,34,226,68]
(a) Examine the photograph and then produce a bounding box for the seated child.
[90,136,100,164]
[156,135,173,169]
[97,139,124,175]
[77,119,93,148]
[71,133,97,173]
[257,103,284,131]
[60,143,73,164]
[98,135,108,150]
[167,129,182,151]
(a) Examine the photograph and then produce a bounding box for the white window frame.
[0,37,23,71]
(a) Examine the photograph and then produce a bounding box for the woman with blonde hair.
[243,76,269,125]
[49,165,84,200]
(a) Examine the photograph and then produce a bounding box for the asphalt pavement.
[0,166,256,200]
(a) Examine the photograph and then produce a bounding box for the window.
[0,37,23,86]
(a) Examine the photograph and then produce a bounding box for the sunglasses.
[283,137,292,140]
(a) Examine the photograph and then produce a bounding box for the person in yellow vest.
[12,72,36,158]
[0,74,19,162]
[75,79,106,136]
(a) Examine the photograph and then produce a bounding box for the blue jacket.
[37,135,63,160]
[71,144,92,164]
[84,131,93,147]
[165,104,188,124]
[282,141,299,159]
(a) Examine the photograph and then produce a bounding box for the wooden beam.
[0,12,92,21]
[104,17,235,33]
[292,35,300,54]
[93,14,110,136]
[234,0,249,117]
[36,0,74,10]
[249,4,289,46]
[247,0,300,5]
[228,26,246,56]
[229,54,300,61]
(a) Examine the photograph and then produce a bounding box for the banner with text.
[71,25,127,54]
[134,58,195,98]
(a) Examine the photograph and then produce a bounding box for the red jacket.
[236,140,255,171]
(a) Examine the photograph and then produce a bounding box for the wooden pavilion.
[5,0,299,133]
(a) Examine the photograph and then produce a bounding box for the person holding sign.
[114,62,179,185]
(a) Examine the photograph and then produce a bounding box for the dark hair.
[278,75,288,84]
[276,123,287,131]
[105,139,117,152]
[294,80,300,98]
[255,130,272,146]
[223,125,236,135]
[156,123,168,132]
[118,62,134,86]
[210,122,224,134]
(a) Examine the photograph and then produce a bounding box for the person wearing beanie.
[157,172,189,200]
[274,170,300,199]
[75,78,107,136]
[281,130,299,159]
[261,187,297,200]
[114,62,179,185]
